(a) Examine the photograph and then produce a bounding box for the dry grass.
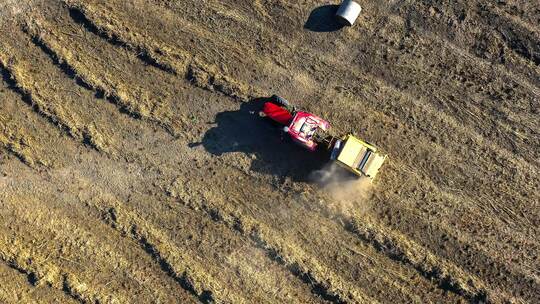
[0,0,538,302]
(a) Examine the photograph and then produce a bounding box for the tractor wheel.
[271,95,295,113]
[271,95,291,107]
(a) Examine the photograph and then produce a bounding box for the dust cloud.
[310,163,373,217]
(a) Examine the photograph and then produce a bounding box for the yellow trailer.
[330,134,387,180]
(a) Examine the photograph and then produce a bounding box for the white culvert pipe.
[336,0,362,26]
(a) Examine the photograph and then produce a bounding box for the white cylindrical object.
[336,0,362,26]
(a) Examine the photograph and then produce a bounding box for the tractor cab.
[286,112,330,151]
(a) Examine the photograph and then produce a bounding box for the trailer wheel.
[330,140,342,160]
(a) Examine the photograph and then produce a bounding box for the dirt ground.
[0,0,538,303]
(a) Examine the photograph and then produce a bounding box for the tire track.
[362,15,540,154]
[400,1,540,70]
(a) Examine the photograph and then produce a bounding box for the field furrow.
[0,73,74,167]
[0,28,125,154]
[163,154,469,303]
[0,260,80,304]
[24,14,178,133]
[0,178,198,303]
[63,0,256,100]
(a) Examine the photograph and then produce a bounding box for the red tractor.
[261,95,330,151]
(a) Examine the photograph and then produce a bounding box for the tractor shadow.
[304,5,344,32]
[190,98,329,182]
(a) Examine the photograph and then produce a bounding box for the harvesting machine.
[261,95,387,180]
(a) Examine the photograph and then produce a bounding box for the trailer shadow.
[304,5,344,32]
[190,98,329,182]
